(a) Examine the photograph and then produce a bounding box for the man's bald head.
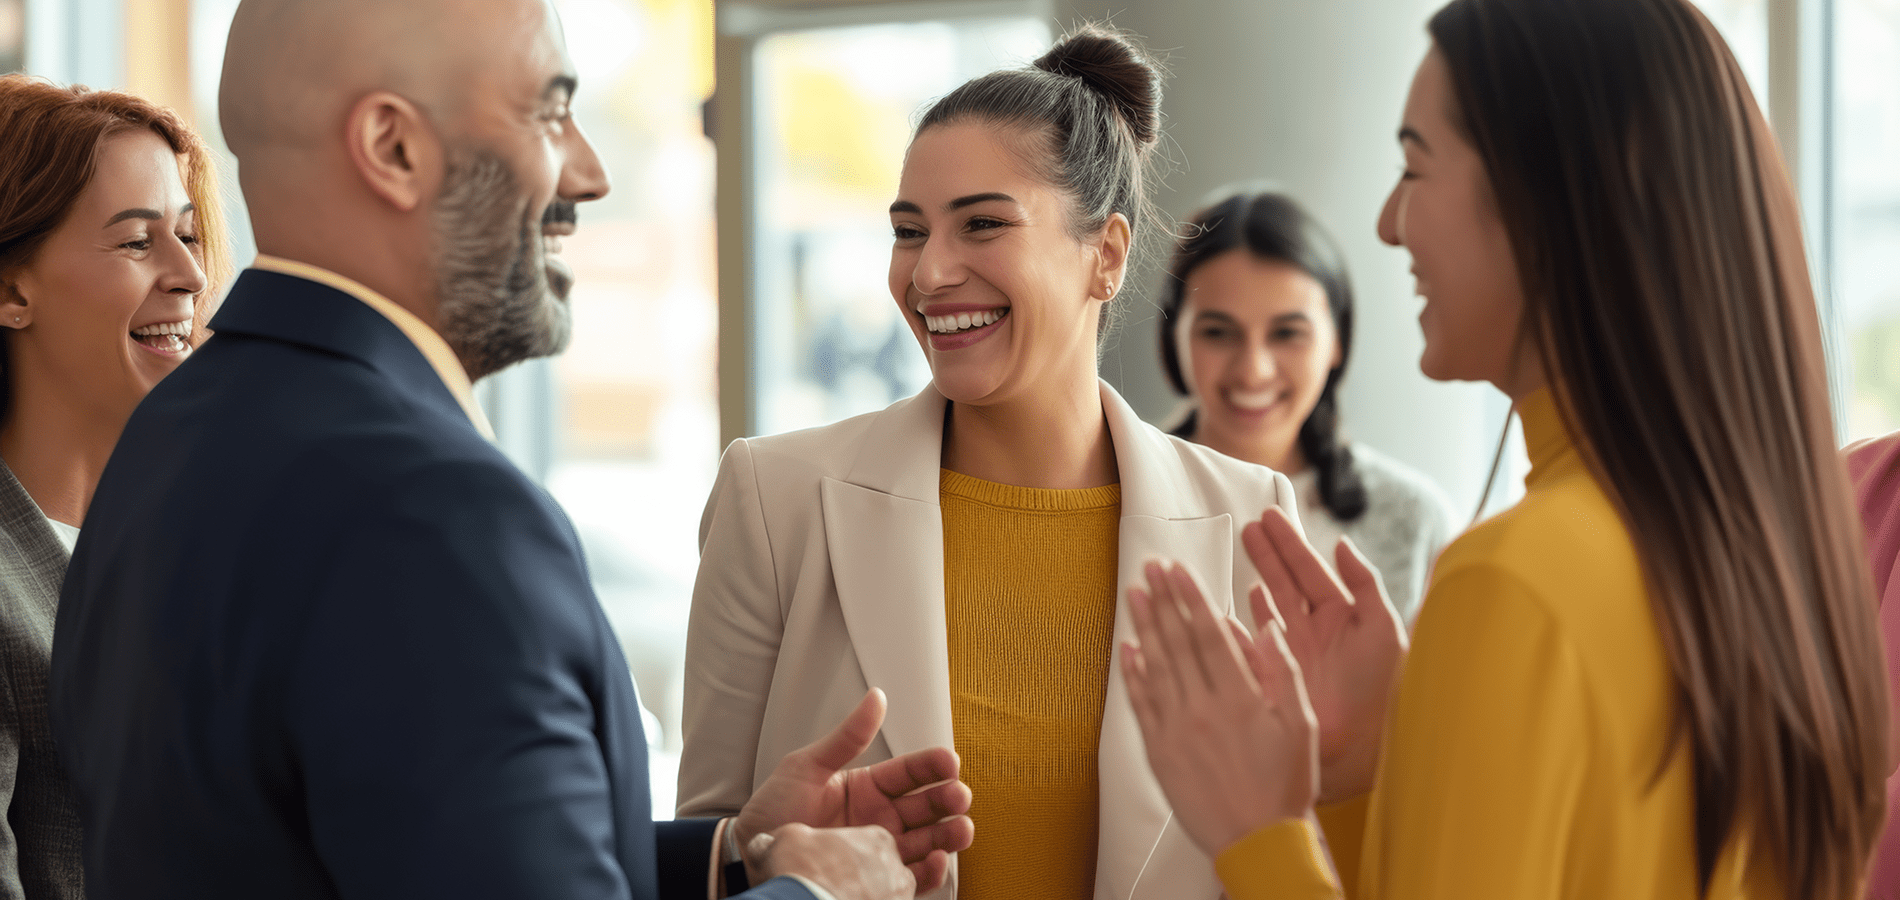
[219,0,546,163]
[215,0,607,381]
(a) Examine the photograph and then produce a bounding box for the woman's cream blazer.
[678,381,1299,900]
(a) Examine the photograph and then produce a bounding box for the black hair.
[914,23,1166,330]
[1158,190,1367,521]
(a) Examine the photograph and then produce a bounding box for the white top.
[1286,442,1460,624]
[44,515,79,556]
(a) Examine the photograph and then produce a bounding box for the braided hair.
[1158,191,1367,521]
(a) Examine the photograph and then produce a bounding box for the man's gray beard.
[432,147,572,382]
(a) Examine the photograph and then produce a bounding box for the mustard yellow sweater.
[1215,390,1777,899]
[940,469,1120,900]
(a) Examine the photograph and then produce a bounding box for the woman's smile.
[919,304,1011,351]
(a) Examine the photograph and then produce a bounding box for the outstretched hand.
[1245,506,1407,802]
[1122,561,1318,856]
[735,688,974,894]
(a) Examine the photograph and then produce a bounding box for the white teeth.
[924,308,1005,334]
[1226,389,1280,411]
[134,333,188,353]
[544,235,564,255]
[131,320,191,337]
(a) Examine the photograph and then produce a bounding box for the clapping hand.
[1122,561,1319,856]
[1245,507,1407,803]
[735,688,974,894]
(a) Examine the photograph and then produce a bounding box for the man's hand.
[736,689,974,894]
[747,823,913,900]
[1245,507,1407,803]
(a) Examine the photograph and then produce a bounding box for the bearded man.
[47,2,971,898]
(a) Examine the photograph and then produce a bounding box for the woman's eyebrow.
[889,193,1021,216]
[1399,125,1432,153]
[103,202,194,228]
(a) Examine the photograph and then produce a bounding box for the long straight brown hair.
[1429,1,1888,896]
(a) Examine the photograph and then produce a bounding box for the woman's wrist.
[1318,739,1380,805]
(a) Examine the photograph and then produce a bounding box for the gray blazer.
[0,461,83,899]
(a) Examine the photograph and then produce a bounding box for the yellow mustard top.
[1215,389,1777,899]
[940,469,1120,900]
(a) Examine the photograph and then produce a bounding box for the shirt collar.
[249,255,495,440]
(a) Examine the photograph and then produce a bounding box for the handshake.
[726,689,975,900]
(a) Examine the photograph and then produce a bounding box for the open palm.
[1244,507,1407,802]
[734,689,974,893]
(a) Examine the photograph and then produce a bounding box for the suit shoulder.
[120,334,533,527]
[725,404,888,483]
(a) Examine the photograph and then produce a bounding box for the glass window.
[1838,0,1900,440]
[539,0,720,818]
[1696,0,1773,112]
[749,17,1050,437]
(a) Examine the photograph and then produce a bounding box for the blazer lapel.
[822,388,956,758]
[1096,383,1233,900]
[0,460,67,626]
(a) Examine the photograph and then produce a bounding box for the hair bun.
[1034,25,1162,148]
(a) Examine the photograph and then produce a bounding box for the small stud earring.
[10,316,18,324]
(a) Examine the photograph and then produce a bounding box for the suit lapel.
[823,388,956,758]
[0,459,67,626]
[1097,384,1232,900]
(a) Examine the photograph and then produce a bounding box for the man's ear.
[1093,211,1133,300]
[344,91,442,213]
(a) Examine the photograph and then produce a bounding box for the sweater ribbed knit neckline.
[939,469,1122,512]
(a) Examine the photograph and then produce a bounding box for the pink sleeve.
[1847,433,1900,605]
[1844,433,1900,900]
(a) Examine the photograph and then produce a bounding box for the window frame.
[1767,0,1851,440]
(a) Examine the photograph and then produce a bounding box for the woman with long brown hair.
[0,75,228,896]
[1116,0,1889,898]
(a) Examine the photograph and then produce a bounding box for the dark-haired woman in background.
[1159,190,1457,622]
[680,25,1298,900]
[1119,0,1888,898]
[0,75,227,897]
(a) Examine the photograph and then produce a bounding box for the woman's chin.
[929,369,1007,408]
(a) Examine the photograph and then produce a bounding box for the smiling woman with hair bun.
[680,24,1302,900]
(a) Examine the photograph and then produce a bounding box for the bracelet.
[723,818,750,894]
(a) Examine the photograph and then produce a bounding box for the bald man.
[47,2,970,898]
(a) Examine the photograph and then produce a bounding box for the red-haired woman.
[0,75,228,896]
[1118,1,1888,898]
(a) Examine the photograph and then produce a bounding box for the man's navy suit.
[50,270,813,899]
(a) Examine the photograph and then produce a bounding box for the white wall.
[1057,0,1517,516]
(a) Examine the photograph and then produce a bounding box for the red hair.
[0,75,231,323]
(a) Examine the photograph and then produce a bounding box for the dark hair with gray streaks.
[914,23,1167,319]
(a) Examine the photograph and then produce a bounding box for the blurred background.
[8,0,1895,811]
